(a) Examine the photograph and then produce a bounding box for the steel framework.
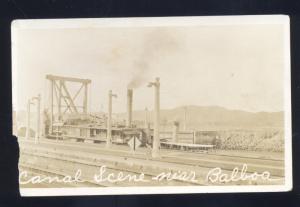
[46,74,91,133]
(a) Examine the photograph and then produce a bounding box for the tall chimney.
[126,89,133,128]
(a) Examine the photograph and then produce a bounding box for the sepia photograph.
[11,15,292,196]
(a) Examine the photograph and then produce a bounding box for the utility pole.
[144,107,149,128]
[106,90,117,148]
[50,79,53,135]
[184,106,187,131]
[172,121,179,143]
[32,94,41,144]
[26,99,34,139]
[148,77,160,158]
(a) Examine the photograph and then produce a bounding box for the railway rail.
[18,138,284,187]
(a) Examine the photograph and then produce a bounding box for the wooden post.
[34,94,41,144]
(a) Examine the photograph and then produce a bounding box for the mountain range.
[14,105,284,131]
[116,105,284,130]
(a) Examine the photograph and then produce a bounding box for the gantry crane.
[46,74,91,134]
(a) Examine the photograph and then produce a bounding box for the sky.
[12,19,287,113]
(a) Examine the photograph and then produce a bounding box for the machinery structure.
[18,75,283,189]
[46,74,91,134]
[38,74,216,157]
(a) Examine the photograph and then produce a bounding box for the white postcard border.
[11,15,292,196]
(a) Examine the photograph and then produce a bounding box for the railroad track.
[18,139,284,187]
[163,148,284,162]
[19,146,205,187]
[19,139,284,176]
[19,139,284,163]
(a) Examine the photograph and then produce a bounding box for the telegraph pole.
[172,121,179,143]
[184,106,187,131]
[33,94,41,144]
[106,90,117,148]
[144,107,149,128]
[26,99,34,139]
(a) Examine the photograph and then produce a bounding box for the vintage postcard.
[11,15,292,196]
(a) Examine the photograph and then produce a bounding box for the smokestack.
[126,89,133,128]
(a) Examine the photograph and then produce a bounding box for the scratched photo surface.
[11,16,292,196]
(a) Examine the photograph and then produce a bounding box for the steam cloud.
[127,28,182,89]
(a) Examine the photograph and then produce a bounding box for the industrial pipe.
[106,90,117,148]
[148,77,160,158]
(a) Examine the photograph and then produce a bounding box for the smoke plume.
[127,28,182,89]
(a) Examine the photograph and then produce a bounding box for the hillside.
[14,105,284,131]
[116,105,284,130]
